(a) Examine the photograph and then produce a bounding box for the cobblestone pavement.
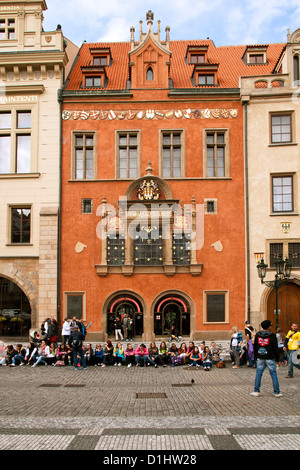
[0,362,299,452]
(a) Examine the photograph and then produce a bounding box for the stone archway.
[0,276,32,337]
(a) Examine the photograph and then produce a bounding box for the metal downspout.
[243,100,251,321]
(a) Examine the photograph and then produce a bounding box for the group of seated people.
[0,339,225,369]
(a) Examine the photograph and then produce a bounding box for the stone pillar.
[38,206,58,327]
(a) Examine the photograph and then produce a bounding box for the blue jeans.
[73,347,87,368]
[288,350,300,377]
[135,354,149,365]
[254,359,280,394]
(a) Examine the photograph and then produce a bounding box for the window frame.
[266,239,300,270]
[0,18,16,41]
[271,174,294,213]
[9,205,32,245]
[159,129,185,178]
[63,292,86,321]
[270,112,293,145]
[115,130,141,179]
[203,128,230,178]
[71,131,97,180]
[0,109,33,175]
[203,290,229,324]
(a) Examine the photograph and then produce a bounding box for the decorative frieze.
[62,108,238,121]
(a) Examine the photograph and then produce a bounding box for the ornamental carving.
[62,108,238,121]
[137,179,160,201]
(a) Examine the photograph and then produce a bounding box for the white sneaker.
[127,363,131,368]
[274,393,283,398]
[250,391,260,397]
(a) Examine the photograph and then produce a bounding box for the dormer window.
[85,76,102,87]
[244,46,268,65]
[186,45,208,64]
[93,56,108,66]
[192,63,219,87]
[190,54,205,64]
[198,74,215,86]
[89,47,112,67]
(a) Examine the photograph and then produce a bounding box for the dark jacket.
[68,330,84,349]
[254,330,279,362]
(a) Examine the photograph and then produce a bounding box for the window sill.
[95,263,202,277]
[0,173,40,179]
[268,142,297,147]
[270,212,299,216]
[6,243,33,247]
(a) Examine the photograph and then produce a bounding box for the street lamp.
[257,256,292,331]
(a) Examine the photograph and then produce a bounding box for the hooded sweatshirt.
[254,330,279,362]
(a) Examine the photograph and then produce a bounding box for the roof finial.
[145,160,153,176]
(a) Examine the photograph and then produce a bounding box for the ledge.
[95,263,203,277]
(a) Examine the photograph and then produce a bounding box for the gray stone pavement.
[0,361,299,452]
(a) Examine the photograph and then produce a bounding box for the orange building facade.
[60,13,283,341]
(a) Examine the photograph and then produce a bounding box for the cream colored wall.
[243,87,300,328]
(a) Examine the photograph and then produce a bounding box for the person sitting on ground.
[202,345,212,371]
[56,343,69,366]
[84,343,94,366]
[113,342,125,366]
[157,341,169,367]
[0,344,17,366]
[210,342,223,364]
[125,343,136,368]
[168,342,181,366]
[32,340,49,367]
[178,342,187,365]
[10,344,26,366]
[148,342,159,367]
[24,343,38,365]
[186,341,196,365]
[190,346,202,368]
[94,343,104,366]
[135,343,150,367]
[101,340,114,367]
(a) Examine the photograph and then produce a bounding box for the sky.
[42,0,300,47]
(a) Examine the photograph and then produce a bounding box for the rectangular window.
[172,233,191,265]
[0,110,31,174]
[117,132,139,178]
[162,131,183,178]
[93,56,108,66]
[198,74,215,85]
[248,54,264,64]
[271,114,292,144]
[107,233,125,265]
[205,293,226,322]
[74,133,95,179]
[81,198,93,214]
[0,18,15,40]
[270,243,283,268]
[288,243,300,268]
[85,76,102,87]
[67,295,83,319]
[11,207,31,244]
[205,130,228,177]
[190,54,205,64]
[134,228,163,265]
[272,175,293,212]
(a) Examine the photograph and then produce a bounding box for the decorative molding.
[62,108,238,121]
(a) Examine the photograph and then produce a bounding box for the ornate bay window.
[96,169,202,277]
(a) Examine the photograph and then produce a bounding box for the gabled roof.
[65,39,285,91]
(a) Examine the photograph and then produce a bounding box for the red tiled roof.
[65,39,285,91]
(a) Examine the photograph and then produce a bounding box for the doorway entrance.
[267,282,300,333]
[0,277,31,336]
[107,294,143,339]
[154,295,190,337]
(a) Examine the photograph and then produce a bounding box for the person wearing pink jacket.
[135,344,150,367]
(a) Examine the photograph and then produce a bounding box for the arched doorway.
[267,282,300,333]
[0,277,31,336]
[154,294,190,337]
[107,294,144,338]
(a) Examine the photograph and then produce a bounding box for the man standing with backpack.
[68,326,88,370]
[250,320,282,398]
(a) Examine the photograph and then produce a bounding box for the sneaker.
[250,391,260,397]
[274,393,283,398]
[9,364,15,367]
[118,363,121,367]
[127,363,131,368]
[83,367,88,370]
[101,364,105,368]
[136,363,140,367]
[75,367,78,370]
